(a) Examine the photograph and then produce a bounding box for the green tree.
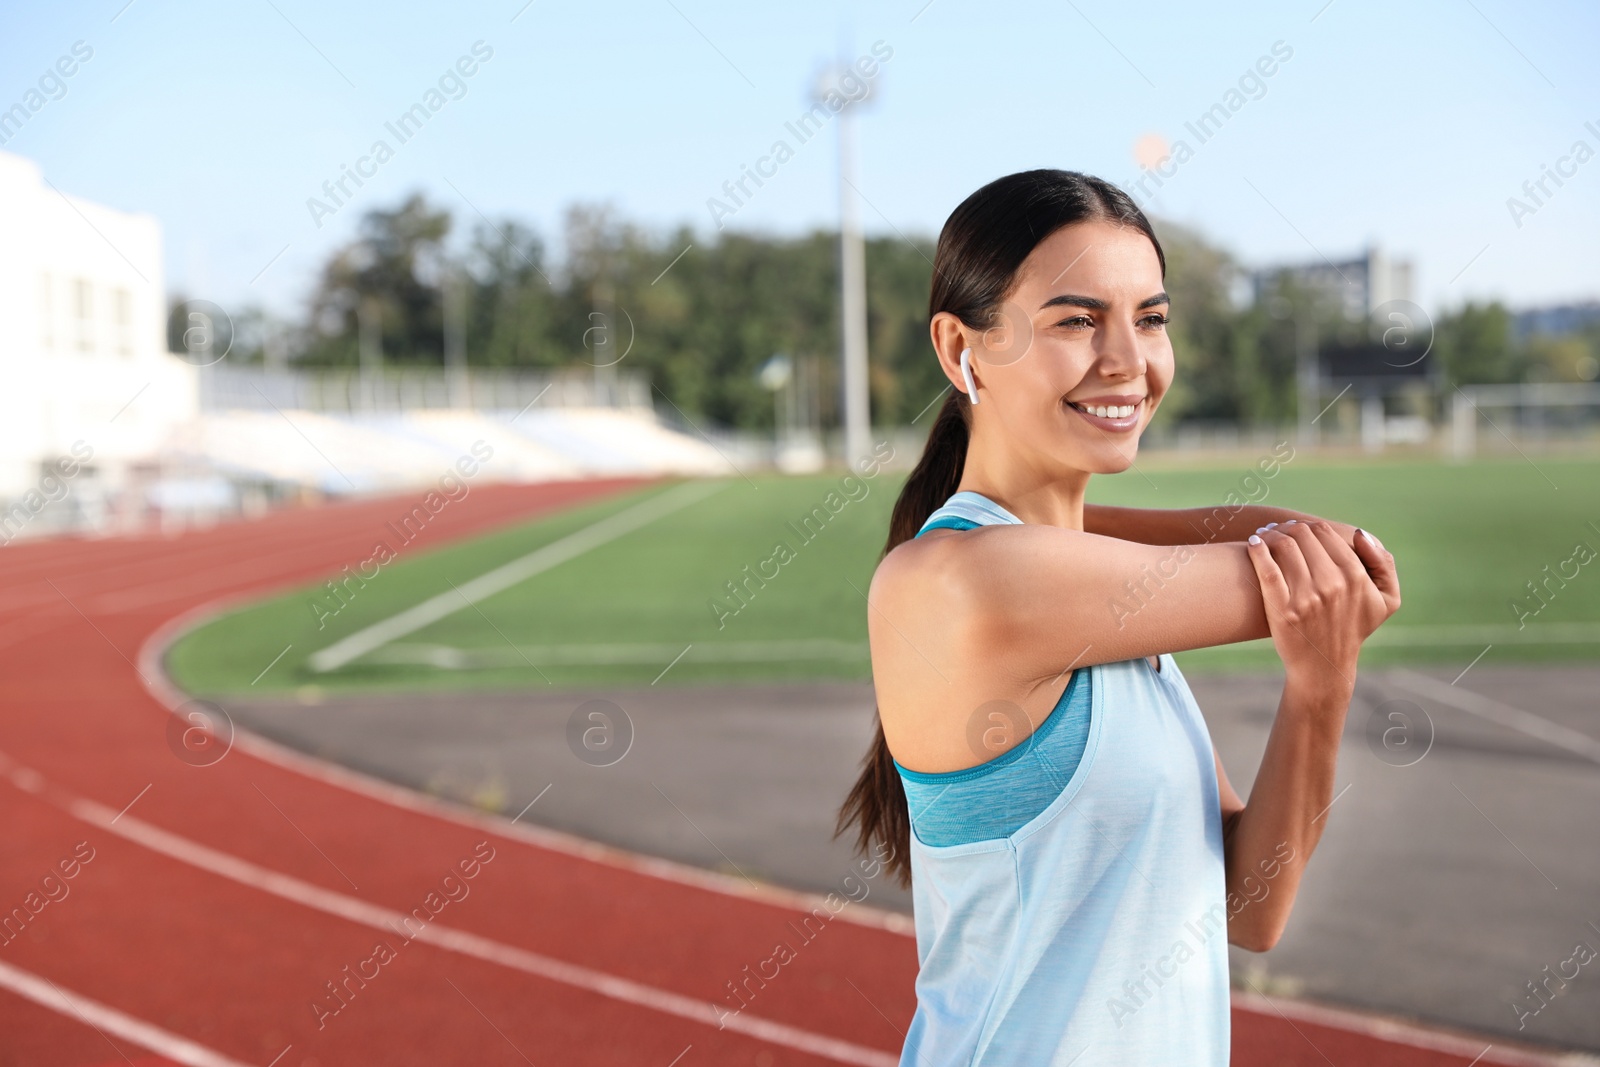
[300,194,453,367]
[1434,301,1520,386]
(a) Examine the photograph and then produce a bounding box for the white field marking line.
[1230,990,1594,1066]
[1388,669,1600,768]
[1365,623,1600,645]
[1212,622,1600,650]
[370,638,869,667]
[10,765,898,1067]
[308,481,726,673]
[0,958,253,1067]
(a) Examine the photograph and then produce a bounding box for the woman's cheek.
[1147,348,1176,402]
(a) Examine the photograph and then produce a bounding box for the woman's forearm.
[1223,676,1351,952]
[1085,503,1357,547]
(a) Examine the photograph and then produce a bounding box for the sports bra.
[893,618,1092,846]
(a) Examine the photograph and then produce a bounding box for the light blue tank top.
[895,490,1231,1066]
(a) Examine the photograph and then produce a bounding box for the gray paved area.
[220,663,1600,1053]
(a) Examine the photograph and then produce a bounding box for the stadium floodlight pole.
[445,266,468,409]
[814,61,872,470]
[593,273,618,407]
[758,353,794,459]
[358,296,383,412]
[1296,310,1319,448]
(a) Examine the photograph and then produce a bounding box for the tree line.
[194,192,1597,430]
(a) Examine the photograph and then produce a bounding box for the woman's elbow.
[1229,914,1287,953]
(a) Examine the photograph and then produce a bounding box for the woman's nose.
[1095,321,1147,380]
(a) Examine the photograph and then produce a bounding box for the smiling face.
[934,218,1173,479]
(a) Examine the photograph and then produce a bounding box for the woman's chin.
[1091,447,1138,475]
[1045,442,1140,477]
[1067,430,1144,474]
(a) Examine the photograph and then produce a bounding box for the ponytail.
[835,390,969,887]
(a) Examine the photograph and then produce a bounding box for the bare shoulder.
[866,525,1094,772]
[869,528,972,615]
[870,522,1101,645]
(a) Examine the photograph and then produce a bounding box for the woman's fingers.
[1246,533,1289,615]
[1263,526,1312,597]
[1306,521,1369,586]
[1353,528,1401,609]
[1279,521,1345,591]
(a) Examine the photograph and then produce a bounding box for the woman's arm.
[871,525,1268,770]
[1219,522,1400,952]
[1084,502,1358,547]
[869,517,1397,774]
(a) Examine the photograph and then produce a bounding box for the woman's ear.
[931,312,974,398]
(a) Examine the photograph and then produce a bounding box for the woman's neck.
[955,438,1091,530]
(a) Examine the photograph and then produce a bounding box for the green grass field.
[167,455,1600,699]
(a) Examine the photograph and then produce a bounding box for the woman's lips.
[1064,395,1145,432]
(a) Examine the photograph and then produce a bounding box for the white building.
[0,151,197,536]
[1253,244,1415,321]
[0,152,736,540]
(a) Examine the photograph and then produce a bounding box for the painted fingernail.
[1248,534,1263,546]
[1265,523,1278,529]
[1283,520,1297,526]
[1255,526,1268,534]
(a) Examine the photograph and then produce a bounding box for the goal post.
[1449,382,1600,460]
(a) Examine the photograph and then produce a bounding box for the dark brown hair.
[835,169,1166,886]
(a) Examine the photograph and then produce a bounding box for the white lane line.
[1388,669,1600,768]
[140,599,917,940]
[0,958,254,1067]
[9,764,896,1067]
[1231,990,1583,1066]
[308,481,725,673]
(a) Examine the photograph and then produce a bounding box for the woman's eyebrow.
[1038,291,1170,311]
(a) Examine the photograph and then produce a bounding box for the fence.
[199,364,652,414]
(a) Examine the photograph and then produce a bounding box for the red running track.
[0,479,1567,1067]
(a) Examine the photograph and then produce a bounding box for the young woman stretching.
[838,170,1400,1065]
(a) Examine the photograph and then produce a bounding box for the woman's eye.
[1139,314,1170,329]
[1054,315,1093,330]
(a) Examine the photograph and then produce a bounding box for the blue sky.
[3,0,1596,320]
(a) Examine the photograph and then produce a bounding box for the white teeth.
[1078,403,1138,418]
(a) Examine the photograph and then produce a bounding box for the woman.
[837,169,1400,1065]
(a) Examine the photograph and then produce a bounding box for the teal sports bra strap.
[915,490,1022,537]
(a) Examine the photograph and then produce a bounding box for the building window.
[114,288,133,356]
[73,279,93,352]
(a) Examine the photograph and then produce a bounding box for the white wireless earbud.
[959,348,980,404]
